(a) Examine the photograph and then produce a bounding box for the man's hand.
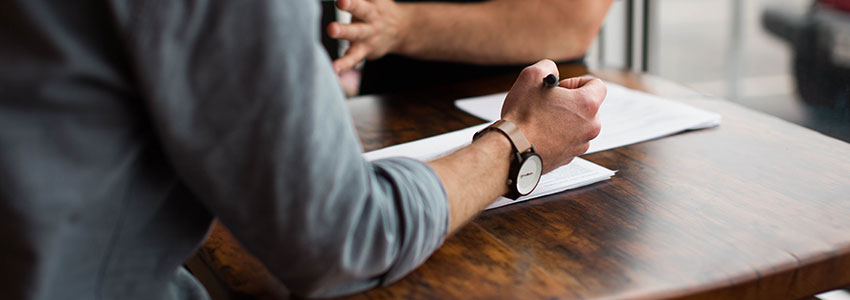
[501,59,606,174]
[328,0,409,73]
[427,59,604,232]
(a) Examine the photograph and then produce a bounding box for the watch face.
[516,155,543,195]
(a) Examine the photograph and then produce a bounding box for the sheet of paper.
[455,81,722,154]
[364,126,615,210]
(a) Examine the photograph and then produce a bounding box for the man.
[0,1,604,299]
[328,0,613,94]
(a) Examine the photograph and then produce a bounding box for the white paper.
[364,126,615,210]
[455,81,722,154]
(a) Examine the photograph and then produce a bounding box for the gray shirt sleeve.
[109,1,448,297]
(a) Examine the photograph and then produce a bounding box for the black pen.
[543,74,559,88]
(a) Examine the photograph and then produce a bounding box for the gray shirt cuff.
[371,157,449,285]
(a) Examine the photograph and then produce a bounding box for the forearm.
[427,131,512,233]
[125,0,457,296]
[396,0,612,64]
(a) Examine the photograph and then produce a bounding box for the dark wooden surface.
[193,65,850,300]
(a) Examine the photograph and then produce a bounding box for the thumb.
[518,59,559,86]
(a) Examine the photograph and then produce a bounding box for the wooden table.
[190,64,850,300]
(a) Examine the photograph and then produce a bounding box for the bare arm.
[428,132,512,232]
[329,0,613,72]
[125,0,604,295]
[429,60,605,233]
[396,0,613,63]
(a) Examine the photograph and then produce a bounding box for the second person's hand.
[328,0,409,73]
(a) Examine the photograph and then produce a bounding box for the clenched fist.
[501,59,606,174]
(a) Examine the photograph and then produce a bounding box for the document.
[455,81,723,154]
[364,82,718,209]
[364,125,616,210]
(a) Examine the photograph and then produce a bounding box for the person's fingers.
[568,78,606,116]
[332,43,371,73]
[573,78,607,106]
[337,0,377,21]
[519,59,559,85]
[328,22,372,41]
[585,118,602,141]
[338,69,361,97]
[558,77,593,89]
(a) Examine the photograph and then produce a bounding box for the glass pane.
[653,0,850,142]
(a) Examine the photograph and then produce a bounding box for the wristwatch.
[473,120,543,200]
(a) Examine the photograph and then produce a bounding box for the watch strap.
[474,120,533,154]
[474,120,541,200]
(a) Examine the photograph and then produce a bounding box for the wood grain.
[193,65,850,300]
[336,224,575,300]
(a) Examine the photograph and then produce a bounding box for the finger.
[585,119,602,141]
[574,78,607,106]
[327,22,372,41]
[558,77,595,89]
[569,78,607,115]
[338,69,361,97]
[333,43,371,73]
[337,0,377,21]
[519,59,559,86]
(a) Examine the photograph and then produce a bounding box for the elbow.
[571,30,599,59]
[275,233,388,298]
[276,213,396,298]
[543,31,598,62]
[286,277,375,299]
[272,158,448,298]
[553,16,606,60]
[542,0,611,61]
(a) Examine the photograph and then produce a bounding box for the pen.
[543,74,559,88]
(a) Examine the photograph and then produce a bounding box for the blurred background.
[587,0,850,143]
[321,1,850,297]
[590,3,850,298]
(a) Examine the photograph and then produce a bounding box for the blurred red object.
[821,0,850,12]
